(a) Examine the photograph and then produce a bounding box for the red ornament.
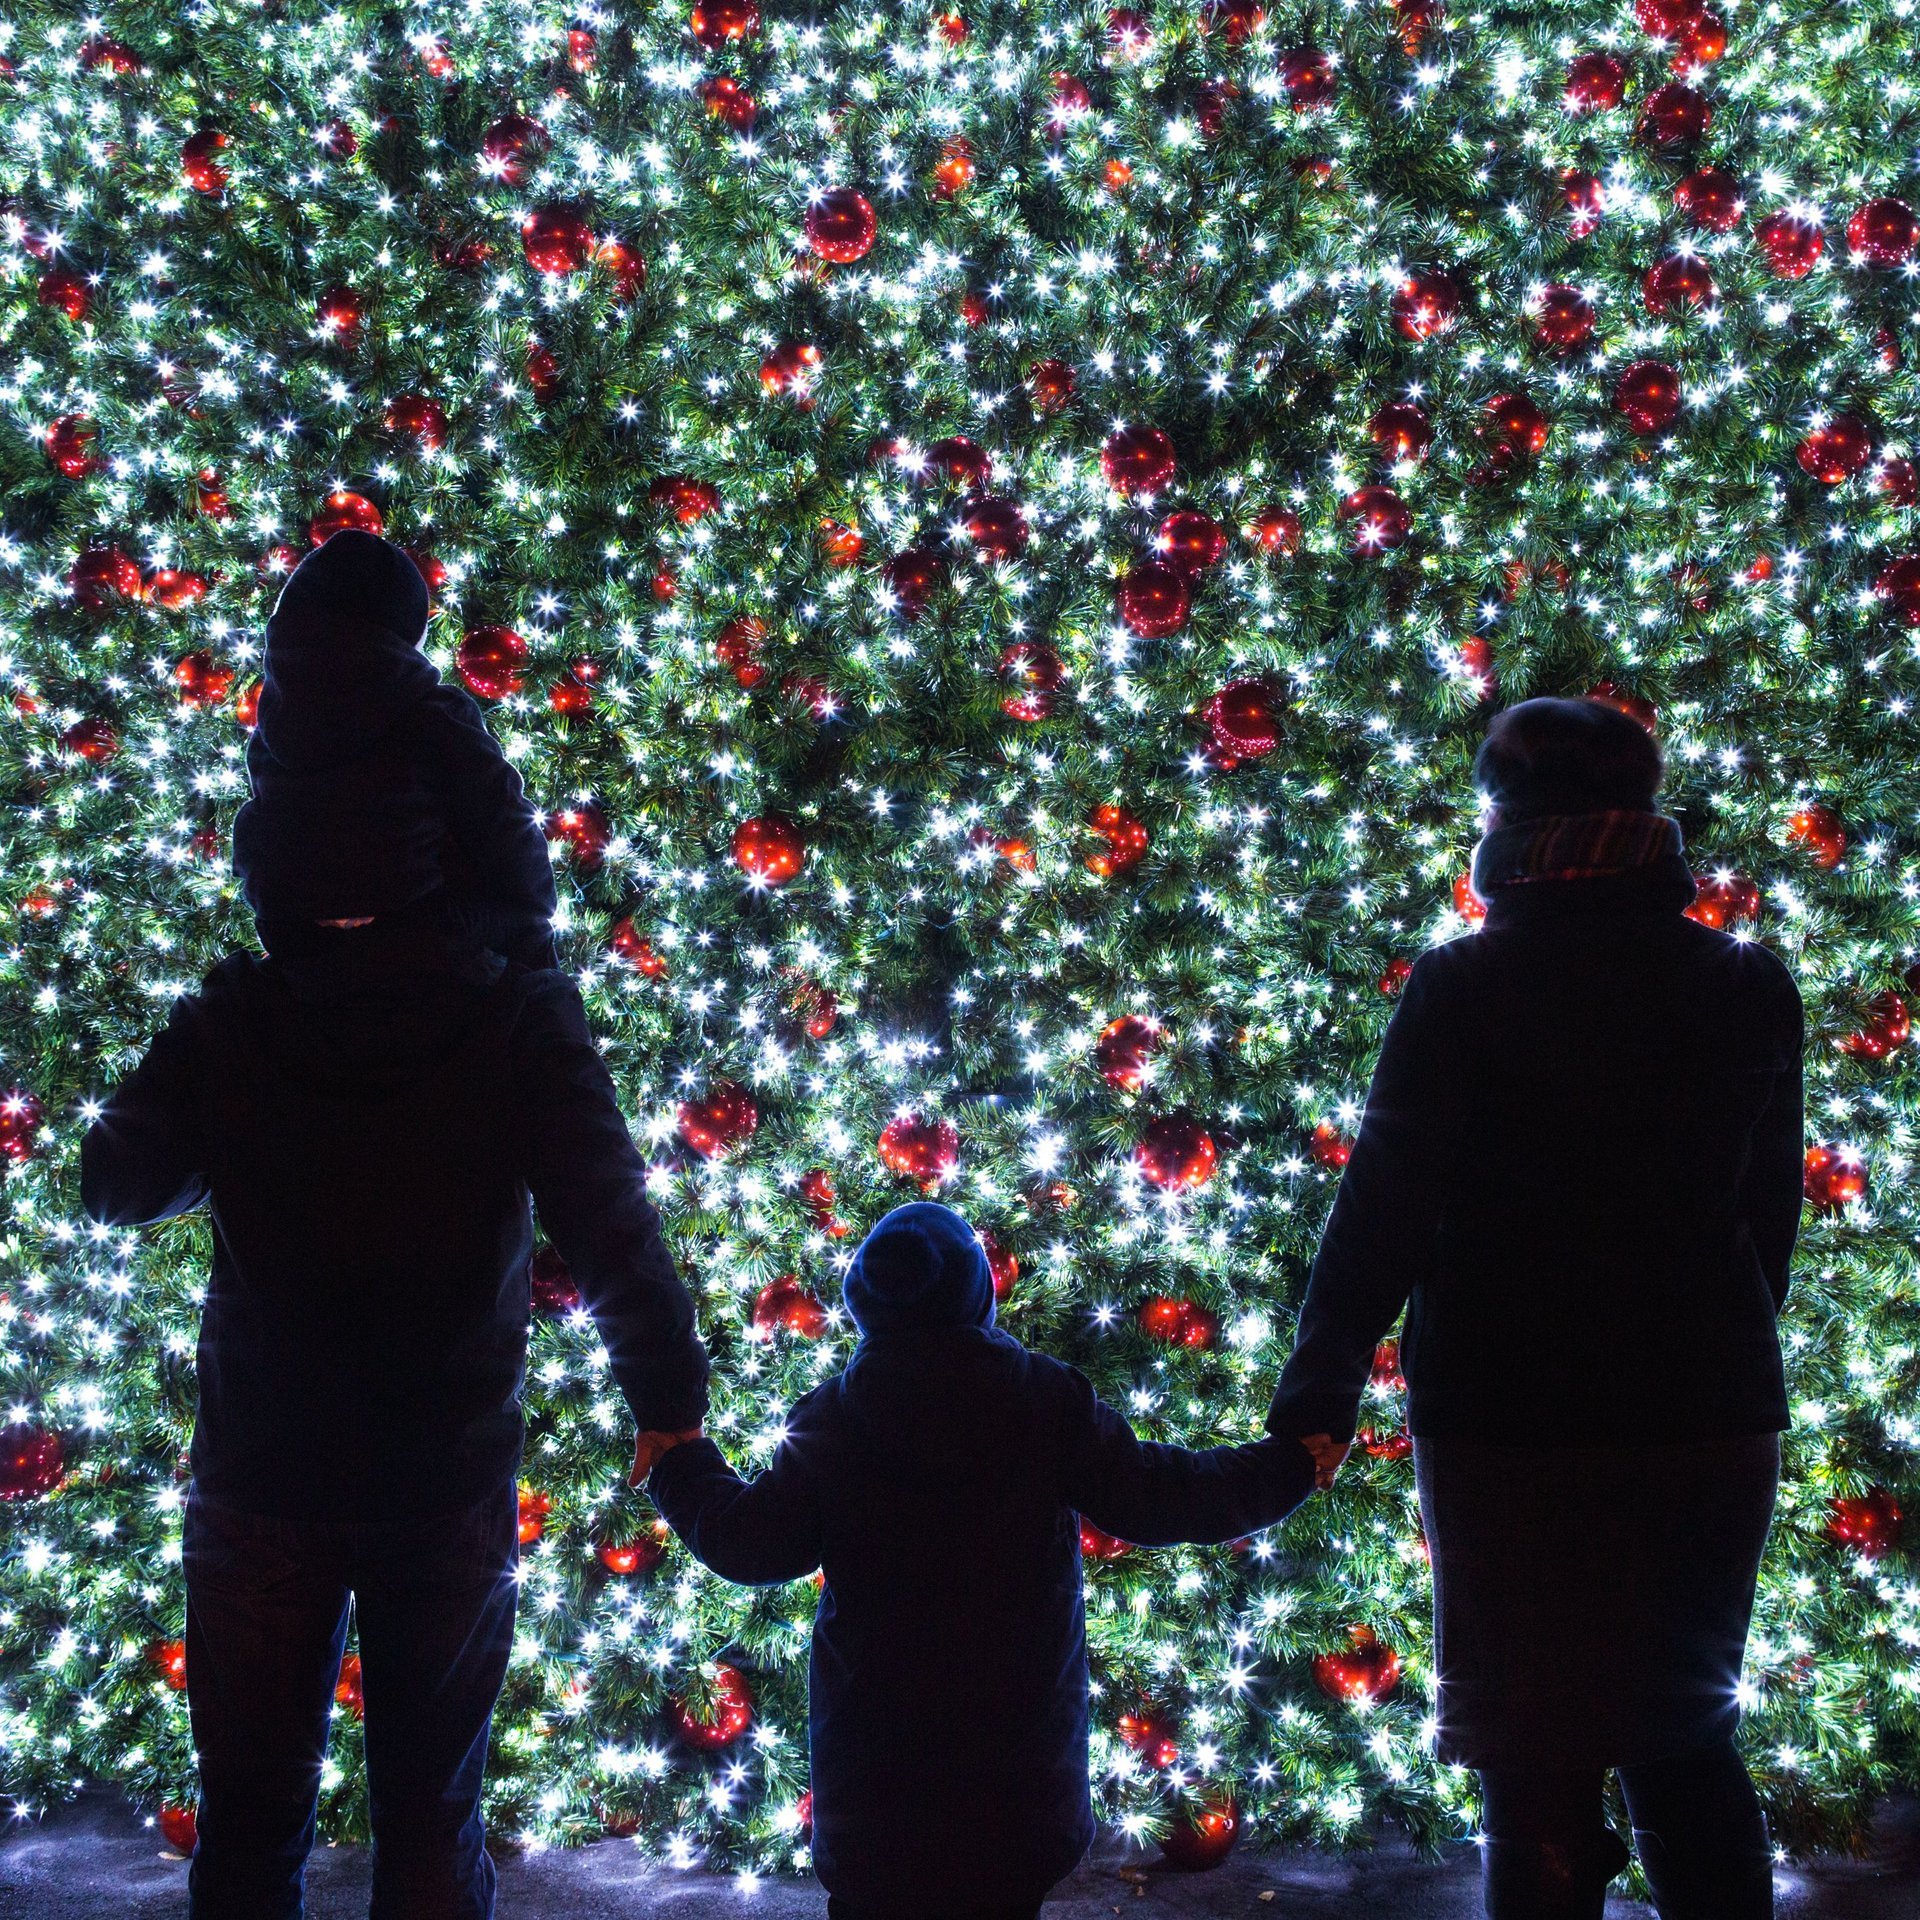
[316,119,357,163]
[196,471,232,520]
[1117,1707,1180,1769]
[181,127,229,194]
[1390,0,1444,56]
[1875,553,1920,625]
[1160,1794,1241,1871]
[315,284,365,342]
[932,137,976,200]
[1087,805,1150,880]
[1875,459,1919,509]
[157,1807,198,1857]
[609,918,669,977]
[1586,682,1658,733]
[1786,803,1847,868]
[1756,212,1823,280]
[517,1486,551,1544]
[62,715,119,763]
[594,239,647,303]
[678,1081,759,1161]
[700,75,758,129]
[1203,0,1265,44]
[1669,8,1728,72]
[650,475,721,523]
[965,497,1029,561]
[1095,1013,1161,1089]
[68,544,141,610]
[522,202,592,275]
[1029,357,1077,413]
[1803,1143,1866,1211]
[1139,1296,1219,1349]
[752,1276,829,1339]
[548,800,610,870]
[1101,424,1177,496]
[334,1652,364,1718]
[568,28,598,71]
[173,652,235,709]
[1479,391,1551,467]
[1379,956,1414,996]
[0,1421,61,1498]
[309,491,384,543]
[1117,563,1190,638]
[799,1167,848,1236]
[598,1527,669,1577]
[457,626,528,700]
[1533,284,1596,355]
[150,569,208,613]
[714,615,768,689]
[1155,511,1226,573]
[1685,871,1761,929]
[804,190,878,264]
[1841,992,1910,1062]
[878,1113,961,1187]
[1825,1490,1902,1559]
[1107,8,1152,57]
[1372,1339,1408,1390]
[690,0,760,48]
[45,414,100,478]
[982,1230,1018,1302]
[38,268,90,323]
[1563,52,1626,113]
[883,547,947,622]
[999,641,1066,721]
[936,11,968,45]
[1454,871,1488,925]
[1203,679,1283,764]
[1848,197,1918,268]
[1048,72,1093,131]
[1612,360,1683,436]
[1079,1518,1132,1559]
[385,392,448,449]
[1797,415,1875,484]
[530,1245,583,1316]
[1674,167,1744,232]
[1642,252,1718,315]
[1391,269,1463,341]
[919,435,992,487]
[1249,505,1302,555]
[1368,402,1431,465]
[1312,1625,1402,1703]
[1278,47,1337,110]
[525,341,562,405]
[1310,1121,1352,1170]
[1195,80,1238,139]
[1339,485,1412,554]
[760,339,821,403]
[1361,1424,1413,1461]
[1639,81,1710,149]
[1134,1113,1218,1191]
[80,36,140,73]
[733,815,806,887]
[1561,170,1605,240]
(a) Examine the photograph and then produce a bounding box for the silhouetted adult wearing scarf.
[81,533,709,1920]
[1269,699,1802,1920]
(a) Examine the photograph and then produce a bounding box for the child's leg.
[183,1489,352,1920]
[353,1481,519,1920]
[1477,1762,1629,1918]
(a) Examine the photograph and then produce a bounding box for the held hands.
[630,1428,704,1486]
[1299,1433,1351,1491]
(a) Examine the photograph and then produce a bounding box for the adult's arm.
[515,974,709,1434]
[1054,1361,1315,1547]
[80,993,212,1226]
[649,1430,824,1585]
[1266,958,1453,1446]
[1742,960,1805,1310]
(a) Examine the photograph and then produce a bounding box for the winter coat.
[650,1203,1313,1911]
[1267,858,1804,1448]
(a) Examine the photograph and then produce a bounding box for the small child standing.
[646,1202,1316,1920]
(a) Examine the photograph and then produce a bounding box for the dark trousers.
[182,1478,519,1920]
[828,1905,1043,1920]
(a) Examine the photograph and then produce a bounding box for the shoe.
[1632,1825,1774,1919]
[1483,1829,1631,1918]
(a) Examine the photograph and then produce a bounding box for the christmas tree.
[1,0,1916,1877]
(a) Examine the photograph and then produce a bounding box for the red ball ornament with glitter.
[1278,46,1336,110]
[1313,1625,1402,1703]
[1118,1706,1180,1769]
[1643,253,1717,316]
[1533,284,1595,355]
[878,1113,961,1187]
[457,627,527,700]
[151,569,208,613]
[598,1526,668,1577]
[1825,1489,1902,1559]
[1080,1518,1131,1560]
[480,113,549,187]
[609,918,668,977]
[1685,871,1760,929]
[1029,357,1076,413]
[1160,1794,1241,1871]
[982,1230,1018,1302]
[529,1245,582,1316]
[70,545,143,610]
[158,1807,198,1856]
[1310,1122,1352,1170]
[1803,1144,1865,1211]
[1155,511,1226,573]
[1117,563,1190,638]
[1095,1013,1161,1089]
[966,497,1029,561]
[1134,1113,1217,1192]
[1339,485,1412,554]
[676,1665,754,1749]
[1203,679,1283,764]
[677,1081,759,1161]
[315,284,365,342]
[1638,81,1709,149]
[1755,212,1823,280]
[309,491,383,544]
[548,800,609,871]
[1392,268,1463,341]
[999,641,1066,721]
[1876,554,1920,626]
[594,239,646,303]
[62,715,119,763]
[45,414,100,478]
[1101,424,1177,496]
[804,190,877,264]
[732,814,805,887]
[1087,805,1150,879]
[714,615,768,689]
[182,127,230,194]
[1848,197,1918,267]
[650,474,720,523]
[0,1421,62,1499]
[385,392,447,449]
[753,1276,829,1339]
[1675,167,1743,232]
[522,203,592,276]
[760,339,821,403]
[1786,803,1846,868]
[1249,505,1302,556]
[690,0,759,49]
[517,1486,551,1544]
[1369,401,1431,465]
[174,652,235,709]
[1612,360,1683,436]
[700,75,757,129]
[1797,415,1875,484]
[1454,872,1488,925]
[1876,459,1919,509]
[1479,391,1551,467]
[883,547,947,622]
[1840,992,1910,1062]
[38,269,90,323]
[1563,52,1625,113]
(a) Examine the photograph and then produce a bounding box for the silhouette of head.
[1474,697,1662,825]
[843,1201,995,1340]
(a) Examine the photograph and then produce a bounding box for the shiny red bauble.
[45,414,100,478]
[965,497,1029,561]
[676,1665,754,1749]
[1876,553,1920,626]
[1825,1489,1902,1558]
[181,127,230,194]
[1839,990,1910,1062]
[981,1230,1019,1302]
[999,641,1066,721]
[1278,46,1336,110]
[1786,802,1847,868]
[1796,415,1875,484]
[548,800,609,870]
[1563,51,1625,113]
[1155,510,1226,573]
[760,338,821,403]
[1029,357,1077,413]
[878,1112,961,1186]
[609,918,668,977]
[1160,1794,1241,1870]
[594,238,646,303]
[1134,1113,1218,1191]
[480,113,549,187]
[158,1807,199,1856]
[1532,284,1596,354]
[1392,268,1463,341]
[529,1245,582,1316]
[1087,805,1150,880]
[732,814,805,887]
[1313,1625,1402,1703]
[1479,391,1551,466]
[1454,871,1488,925]
[1339,485,1412,554]
[1642,252,1717,315]
[519,1484,550,1545]
[38,268,90,323]
[598,1525,669,1578]
[1561,170,1605,240]
[1101,423,1177,496]
[804,189,878,264]
[1684,871,1761,929]
[310,490,384,543]
[0,1422,62,1499]
[677,1080,759,1160]
[150,569,208,613]
[1139,1295,1219,1349]
[1379,956,1414,996]
[932,137,976,200]
[1803,1143,1866,1211]
[457,626,528,700]
[1203,679,1283,763]
[1756,212,1823,280]
[883,546,947,621]
[173,651,235,709]
[1249,505,1302,555]
[700,75,758,129]
[1118,1706,1180,1769]
[1117,563,1190,638]
[1310,1121,1352,1170]
[69,545,142,609]
[61,716,119,763]
[1368,401,1431,465]
[1876,458,1919,509]
[1848,197,1918,268]
[1638,81,1709,149]
[315,284,365,340]
[384,392,447,449]
[1108,7,1151,56]
[1080,1518,1131,1560]
[752,1276,829,1339]
[1612,360,1683,436]
[690,0,759,48]
[1675,166,1743,232]
[650,474,720,523]
[1094,1015,1160,1092]
[522,202,592,276]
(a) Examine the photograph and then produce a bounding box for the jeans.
[182,1478,520,1920]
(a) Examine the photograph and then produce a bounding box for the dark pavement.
[0,1793,1915,1918]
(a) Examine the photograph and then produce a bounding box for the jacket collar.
[1482,853,1698,930]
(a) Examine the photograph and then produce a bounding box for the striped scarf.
[1471,811,1684,898]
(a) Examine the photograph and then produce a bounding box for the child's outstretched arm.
[81,990,212,1227]
[648,1424,823,1586]
[1055,1363,1315,1549]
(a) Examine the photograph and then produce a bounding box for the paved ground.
[0,1793,1915,1918]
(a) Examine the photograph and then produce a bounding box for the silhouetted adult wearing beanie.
[80,536,709,1920]
[1269,698,1801,1920]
